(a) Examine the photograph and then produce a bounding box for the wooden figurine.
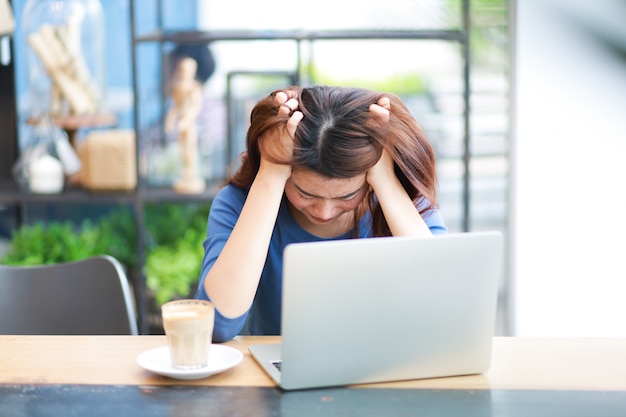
[164,57,205,194]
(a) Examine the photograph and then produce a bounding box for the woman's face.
[284,169,368,236]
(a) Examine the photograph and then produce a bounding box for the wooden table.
[2,336,626,416]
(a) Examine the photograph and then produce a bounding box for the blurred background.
[513,0,626,336]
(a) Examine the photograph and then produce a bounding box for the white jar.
[12,117,81,194]
[28,154,64,193]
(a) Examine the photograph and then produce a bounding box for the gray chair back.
[0,255,138,335]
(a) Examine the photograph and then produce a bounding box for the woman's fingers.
[378,96,391,110]
[265,90,302,160]
[286,110,303,138]
[274,90,301,137]
[278,99,299,116]
[275,90,299,115]
[275,91,288,104]
[279,99,299,115]
[369,96,391,122]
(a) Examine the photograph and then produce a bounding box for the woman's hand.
[366,96,432,237]
[366,96,395,189]
[258,91,303,181]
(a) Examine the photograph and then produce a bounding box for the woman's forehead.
[289,169,367,196]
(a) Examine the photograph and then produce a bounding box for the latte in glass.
[161,299,215,369]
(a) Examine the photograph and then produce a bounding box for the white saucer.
[136,345,243,380]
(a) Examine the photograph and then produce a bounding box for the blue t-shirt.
[196,184,447,342]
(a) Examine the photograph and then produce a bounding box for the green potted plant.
[0,207,136,267]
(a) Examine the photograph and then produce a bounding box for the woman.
[196,85,447,342]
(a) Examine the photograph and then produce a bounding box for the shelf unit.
[2,0,472,334]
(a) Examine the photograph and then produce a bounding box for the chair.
[0,255,138,335]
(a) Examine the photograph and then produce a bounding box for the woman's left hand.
[365,96,432,237]
[366,96,395,188]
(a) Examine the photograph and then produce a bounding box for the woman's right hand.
[258,91,303,181]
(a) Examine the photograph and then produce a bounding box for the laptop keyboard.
[271,360,282,372]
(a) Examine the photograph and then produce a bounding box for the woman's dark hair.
[229,85,438,237]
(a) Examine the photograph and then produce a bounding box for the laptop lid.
[250,231,503,390]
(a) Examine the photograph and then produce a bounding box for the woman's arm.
[202,93,302,319]
[367,148,433,237]
[366,97,432,237]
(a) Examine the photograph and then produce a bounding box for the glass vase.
[12,116,82,194]
[21,0,105,118]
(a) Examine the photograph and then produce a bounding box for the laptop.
[249,231,503,390]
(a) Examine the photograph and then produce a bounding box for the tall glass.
[161,299,215,370]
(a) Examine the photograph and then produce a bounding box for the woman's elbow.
[212,326,239,343]
[211,310,247,343]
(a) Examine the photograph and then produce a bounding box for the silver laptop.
[249,231,503,390]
